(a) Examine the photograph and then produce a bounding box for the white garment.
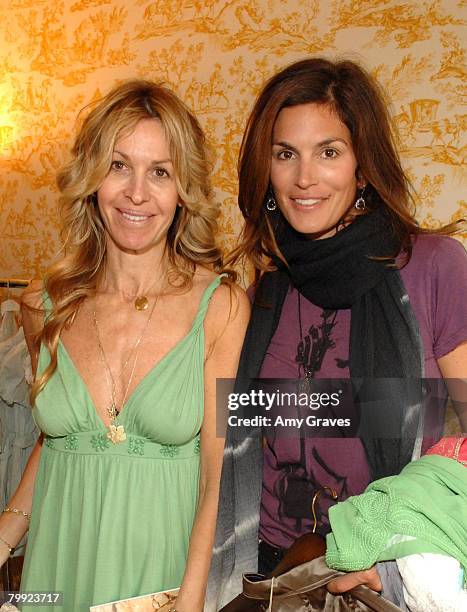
[0,328,32,406]
[397,553,467,612]
[0,299,20,342]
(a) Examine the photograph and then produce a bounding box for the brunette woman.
[208,57,466,608]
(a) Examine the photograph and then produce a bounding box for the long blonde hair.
[32,80,225,404]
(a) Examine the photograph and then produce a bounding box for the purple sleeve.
[430,237,467,359]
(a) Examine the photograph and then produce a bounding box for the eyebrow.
[113,150,172,164]
[272,138,349,150]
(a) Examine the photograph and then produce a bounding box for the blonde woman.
[0,80,249,611]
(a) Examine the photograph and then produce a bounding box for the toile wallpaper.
[0,0,465,282]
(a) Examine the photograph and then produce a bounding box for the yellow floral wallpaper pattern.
[0,0,465,280]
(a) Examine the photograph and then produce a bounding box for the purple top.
[258,235,467,548]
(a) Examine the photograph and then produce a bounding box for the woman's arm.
[174,283,250,612]
[0,439,43,567]
[0,280,44,567]
[437,341,467,432]
[327,342,467,594]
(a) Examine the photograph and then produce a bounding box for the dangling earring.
[266,194,277,211]
[335,218,346,233]
[354,187,366,211]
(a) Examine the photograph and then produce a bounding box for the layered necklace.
[92,291,159,443]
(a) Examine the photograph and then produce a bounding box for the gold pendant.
[107,424,127,444]
[134,296,149,311]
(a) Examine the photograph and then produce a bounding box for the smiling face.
[96,117,180,256]
[270,103,365,240]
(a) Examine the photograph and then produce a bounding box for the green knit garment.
[326,455,467,582]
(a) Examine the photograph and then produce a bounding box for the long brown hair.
[32,79,226,404]
[230,57,462,276]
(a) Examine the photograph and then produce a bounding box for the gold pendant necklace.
[132,278,160,311]
[134,295,149,311]
[93,293,159,443]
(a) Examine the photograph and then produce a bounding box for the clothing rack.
[0,278,30,288]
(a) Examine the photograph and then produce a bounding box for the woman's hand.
[156,597,192,612]
[156,602,178,612]
[327,566,382,594]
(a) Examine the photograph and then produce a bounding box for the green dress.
[21,276,223,611]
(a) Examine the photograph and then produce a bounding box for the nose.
[295,159,319,189]
[125,172,149,205]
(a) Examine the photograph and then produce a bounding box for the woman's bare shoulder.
[200,270,249,333]
[192,265,219,288]
[193,266,248,306]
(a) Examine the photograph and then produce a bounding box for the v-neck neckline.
[58,331,192,429]
[54,275,222,429]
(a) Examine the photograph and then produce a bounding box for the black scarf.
[238,207,425,480]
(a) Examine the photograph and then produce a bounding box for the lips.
[117,208,154,223]
[291,196,328,208]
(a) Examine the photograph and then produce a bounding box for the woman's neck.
[98,246,168,298]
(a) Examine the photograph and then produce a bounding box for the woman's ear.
[356,172,366,190]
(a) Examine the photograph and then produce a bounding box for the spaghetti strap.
[192,273,226,329]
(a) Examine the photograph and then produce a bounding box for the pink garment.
[425,436,467,466]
